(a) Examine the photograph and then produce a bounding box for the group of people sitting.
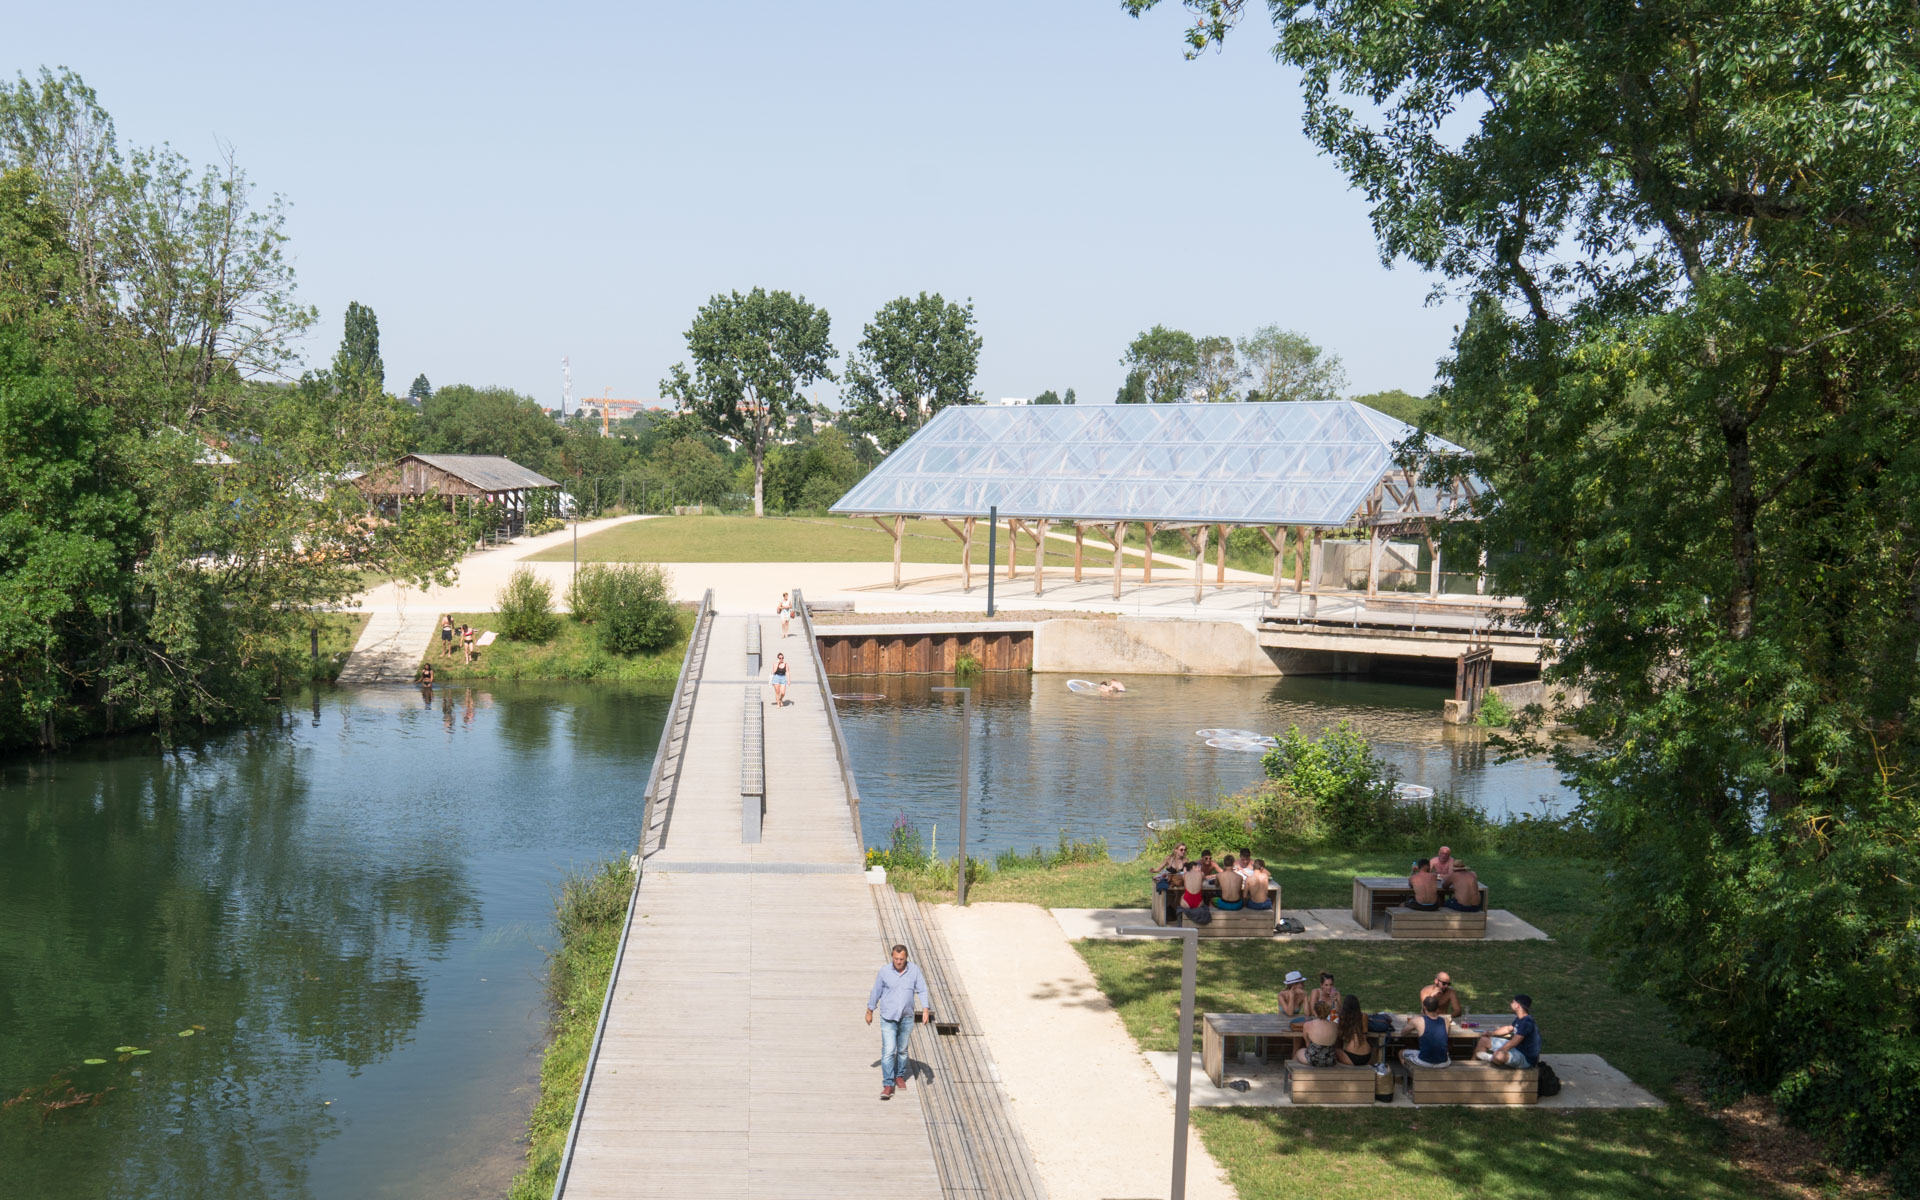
[1407,845,1483,912]
[1278,968,1541,1071]
[1153,844,1274,912]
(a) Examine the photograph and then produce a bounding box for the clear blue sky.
[12,1,1462,409]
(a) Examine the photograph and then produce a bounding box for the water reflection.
[835,672,1574,857]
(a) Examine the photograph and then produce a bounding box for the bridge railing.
[793,588,864,858]
[550,587,714,1200]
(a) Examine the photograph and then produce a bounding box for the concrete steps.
[336,610,436,683]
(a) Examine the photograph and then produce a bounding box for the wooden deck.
[559,607,942,1199]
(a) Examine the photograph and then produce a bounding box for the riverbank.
[507,858,636,1200]
[423,611,693,682]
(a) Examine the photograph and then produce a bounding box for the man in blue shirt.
[1474,993,1541,1069]
[866,943,930,1100]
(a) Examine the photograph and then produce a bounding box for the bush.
[497,567,560,642]
[569,563,678,655]
[954,651,983,678]
[1476,691,1514,727]
[1262,721,1398,842]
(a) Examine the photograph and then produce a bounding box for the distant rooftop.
[831,401,1475,527]
[404,454,559,492]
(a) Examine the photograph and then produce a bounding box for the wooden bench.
[1201,1013,1292,1086]
[1404,1060,1538,1105]
[1152,887,1282,937]
[1285,1062,1380,1105]
[1384,890,1491,939]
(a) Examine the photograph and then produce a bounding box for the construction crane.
[590,387,649,436]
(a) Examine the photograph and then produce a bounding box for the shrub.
[590,564,678,655]
[1262,721,1398,842]
[565,563,616,623]
[954,651,983,678]
[496,567,560,642]
[1476,691,1514,727]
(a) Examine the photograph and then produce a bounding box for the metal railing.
[793,588,865,857]
[549,588,713,1200]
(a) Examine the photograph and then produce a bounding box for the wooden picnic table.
[1351,875,1486,929]
[1202,1011,1511,1085]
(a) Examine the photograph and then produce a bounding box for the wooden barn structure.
[355,453,559,539]
[830,400,1485,603]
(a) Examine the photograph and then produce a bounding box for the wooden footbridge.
[550,592,1043,1200]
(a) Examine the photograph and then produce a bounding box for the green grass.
[935,847,1789,1200]
[522,515,1166,568]
[286,612,370,682]
[507,859,636,1200]
[423,611,692,682]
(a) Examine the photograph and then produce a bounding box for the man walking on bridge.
[866,943,929,1100]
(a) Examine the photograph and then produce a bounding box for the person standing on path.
[770,652,788,707]
[777,592,792,638]
[866,944,930,1100]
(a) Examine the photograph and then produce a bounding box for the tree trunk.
[752,445,765,517]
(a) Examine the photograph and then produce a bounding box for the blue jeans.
[879,1014,914,1083]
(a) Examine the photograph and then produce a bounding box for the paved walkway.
[559,604,941,1199]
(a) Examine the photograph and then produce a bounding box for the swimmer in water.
[1099,679,1127,695]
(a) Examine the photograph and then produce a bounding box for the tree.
[408,373,431,402]
[1193,334,1245,402]
[415,384,561,466]
[1348,388,1425,425]
[661,287,834,517]
[1062,387,1077,405]
[1120,325,1199,402]
[333,301,383,395]
[1032,389,1061,405]
[1238,325,1346,402]
[1114,369,1148,404]
[842,292,982,453]
[1131,0,1920,1179]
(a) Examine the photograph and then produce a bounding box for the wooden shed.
[356,453,559,538]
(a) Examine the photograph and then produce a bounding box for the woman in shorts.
[771,653,788,707]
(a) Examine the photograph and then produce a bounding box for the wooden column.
[1293,526,1308,591]
[1006,518,1020,580]
[1193,524,1208,605]
[1477,546,1489,595]
[1427,531,1442,598]
[874,515,906,589]
[1367,527,1383,598]
[1215,524,1227,586]
[943,518,974,591]
[1110,522,1126,600]
[1073,524,1085,582]
[1033,519,1050,596]
[1142,522,1158,583]
[1260,526,1288,604]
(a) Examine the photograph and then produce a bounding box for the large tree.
[1193,333,1245,402]
[1238,324,1346,402]
[1120,324,1200,402]
[333,300,383,395]
[662,287,835,517]
[1130,0,1920,1179]
[414,383,561,465]
[1114,370,1148,404]
[842,291,982,452]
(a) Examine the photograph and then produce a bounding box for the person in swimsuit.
[1310,972,1342,1017]
[1407,859,1441,910]
[1198,850,1218,879]
[1400,993,1452,1069]
[771,653,789,707]
[462,623,477,664]
[1245,860,1274,910]
[1214,854,1245,909]
[1293,1000,1341,1067]
[1179,860,1206,915]
[1098,679,1126,694]
[1444,865,1483,912]
[1277,970,1308,1017]
[778,592,792,637]
[1336,993,1373,1066]
[440,615,454,658]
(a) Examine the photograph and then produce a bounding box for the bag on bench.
[1536,1060,1561,1097]
[1366,1012,1395,1033]
[1186,904,1213,926]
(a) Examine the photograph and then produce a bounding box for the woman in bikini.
[1335,993,1373,1066]
[1292,999,1341,1067]
[462,624,477,664]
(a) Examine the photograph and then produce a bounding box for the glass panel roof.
[831,401,1471,526]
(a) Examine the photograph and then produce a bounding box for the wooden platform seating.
[1152,887,1282,938]
[1201,1013,1290,1086]
[1404,1060,1538,1104]
[1285,1062,1379,1104]
[1384,891,1491,939]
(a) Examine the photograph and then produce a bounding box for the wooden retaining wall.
[814,630,1032,675]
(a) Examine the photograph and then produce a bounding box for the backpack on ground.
[1187,904,1213,925]
[1276,915,1305,934]
[1535,1060,1561,1097]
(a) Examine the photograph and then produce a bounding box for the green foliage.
[1238,325,1345,403]
[634,436,734,509]
[407,373,431,402]
[1261,721,1397,842]
[496,567,559,643]
[953,651,983,678]
[843,291,982,453]
[1193,334,1245,402]
[1348,388,1426,425]
[1032,388,1061,405]
[568,563,678,655]
[1062,387,1077,405]
[1475,691,1513,728]
[1131,0,1920,1180]
[660,287,835,516]
[1120,324,1199,403]
[332,300,383,396]
[1114,369,1148,404]
[762,426,866,513]
[414,383,561,465]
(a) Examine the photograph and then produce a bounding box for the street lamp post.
[930,685,972,906]
[1115,924,1199,1200]
[985,505,998,618]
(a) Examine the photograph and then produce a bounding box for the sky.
[9,0,1464,410]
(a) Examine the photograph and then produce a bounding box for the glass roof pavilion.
[831,400,1475,527]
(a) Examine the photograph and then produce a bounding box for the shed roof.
[830,401,1475,527]
[404,454,559,491]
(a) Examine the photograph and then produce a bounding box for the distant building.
[997,397,1030,406]
[354,453,559,538]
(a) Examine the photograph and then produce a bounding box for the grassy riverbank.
[508,858,636,1200]
[288,611,369,682]
[422,611,693,682]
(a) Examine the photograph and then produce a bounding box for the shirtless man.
[1445,864,1483,912]
[1309,972,1342,1017]
[1431,845,1457,880]
[1215,854,1245,908]
[1245,859,1274,910]
[1419,970,1464,1018]
[1198,850,1219,879]
[1098,679,1127,694]
[1277,970,1308,1017]
[1408,859,1441,910]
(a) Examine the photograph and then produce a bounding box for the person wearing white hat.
[1278,970,1308,1017]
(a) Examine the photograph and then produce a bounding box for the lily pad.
[178,1030,195,1038]
[114,1046,138,1053]
[83,1058,108,1065]
[129,1049,151,1056]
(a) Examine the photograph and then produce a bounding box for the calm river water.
[0,671,1569,1198]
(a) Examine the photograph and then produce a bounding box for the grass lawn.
[522,515,1176,569]
[902,847,1817,1200]
[287,611,370,682]
[423,611,692,682]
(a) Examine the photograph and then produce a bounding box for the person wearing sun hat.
[1278,970,1309,1017]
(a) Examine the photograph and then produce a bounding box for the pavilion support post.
[1308,529,1325,618]
[1073,524,1084,583]
[1293,526,1308,591]
[1260,526,1287,605]
[1367,527,1383,598]
[1427,531,1441,599]
[1110,523,1125,600]
[1193,524,1208,606]
[942,518,974,591]
[873,516,905,589]
[1215,524,1227,587]
[1033,519,1050,596]
[1006,518,1020,580]
[1477,546,1489,595]
[1142,522,1158,584]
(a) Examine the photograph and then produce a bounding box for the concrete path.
[335,608,439,683]
[558,603,941,1200]
[351,514,654,617]
[1051,907,1551,942]
[1144,1050,1663,1110]
[935,902,1239,1200]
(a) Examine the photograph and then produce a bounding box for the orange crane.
[591,387,649,436]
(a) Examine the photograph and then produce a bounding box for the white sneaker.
[1476,1051,1494,1063]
